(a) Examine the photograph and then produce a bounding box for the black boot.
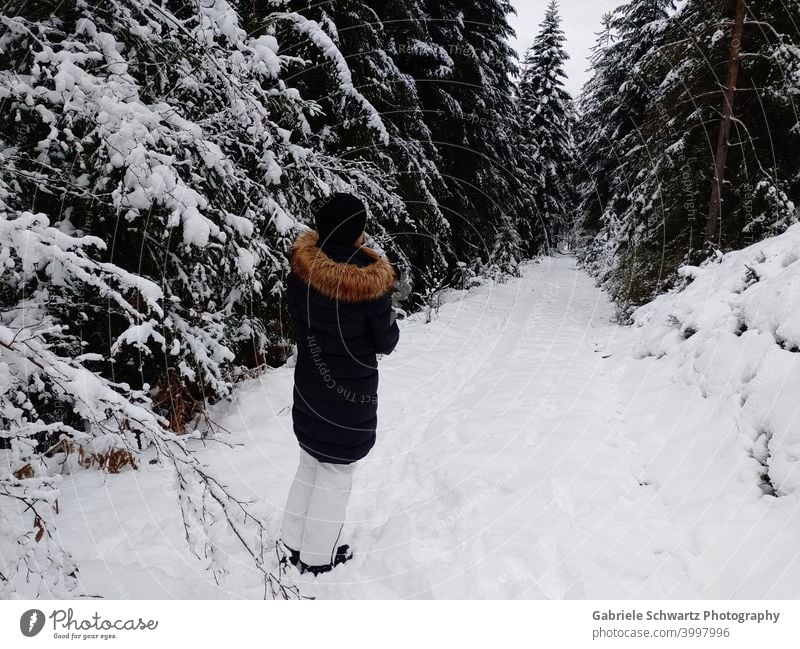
[278,541,301,569]
[298,545,353,576]
[333,544,353,567]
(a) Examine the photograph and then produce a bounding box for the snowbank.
[630,224,800,496]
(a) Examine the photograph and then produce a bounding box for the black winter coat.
[287,230,400,464]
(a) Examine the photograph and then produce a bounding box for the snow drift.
[630,223,800,497]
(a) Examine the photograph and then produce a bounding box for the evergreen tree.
[261,0,454,303]
[418,0,534,275]
[575,0,800,313]
[575,0,673,291]
[517,0,577,251]
[267,0,538,287]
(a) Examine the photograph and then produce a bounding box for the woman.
[279,193,400,576]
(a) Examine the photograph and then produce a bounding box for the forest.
[1,0,798,598]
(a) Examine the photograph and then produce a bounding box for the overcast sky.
[509,0,626,97]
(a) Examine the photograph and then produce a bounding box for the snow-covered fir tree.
[576,0,800,314]
[517,0,577,252]
[417,0,537,275]
[574,0,672,297]
[260,0,454,303]
[268,0,541,285]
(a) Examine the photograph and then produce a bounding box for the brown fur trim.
[290,230,396,303]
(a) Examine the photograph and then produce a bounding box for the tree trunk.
[704,0,747,245]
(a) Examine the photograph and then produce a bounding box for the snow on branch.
[268,11,391,145]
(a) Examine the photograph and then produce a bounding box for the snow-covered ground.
[52,242,800,599]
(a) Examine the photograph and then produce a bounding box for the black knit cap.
[313,192,367,248]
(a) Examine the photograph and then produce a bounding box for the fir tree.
[272,0,537,285]
[263,0,454,303]
[418,0,534,275]
[517,0,577,251]
[575,0,673,289]
[576,0,800,314]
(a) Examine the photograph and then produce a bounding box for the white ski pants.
[280,447,357,566]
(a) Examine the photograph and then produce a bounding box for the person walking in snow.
[279,192,400,576]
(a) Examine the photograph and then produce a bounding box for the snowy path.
[334,254,685,598]
[58,254,800,599]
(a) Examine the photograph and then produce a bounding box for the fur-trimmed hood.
[290,230,396,303]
